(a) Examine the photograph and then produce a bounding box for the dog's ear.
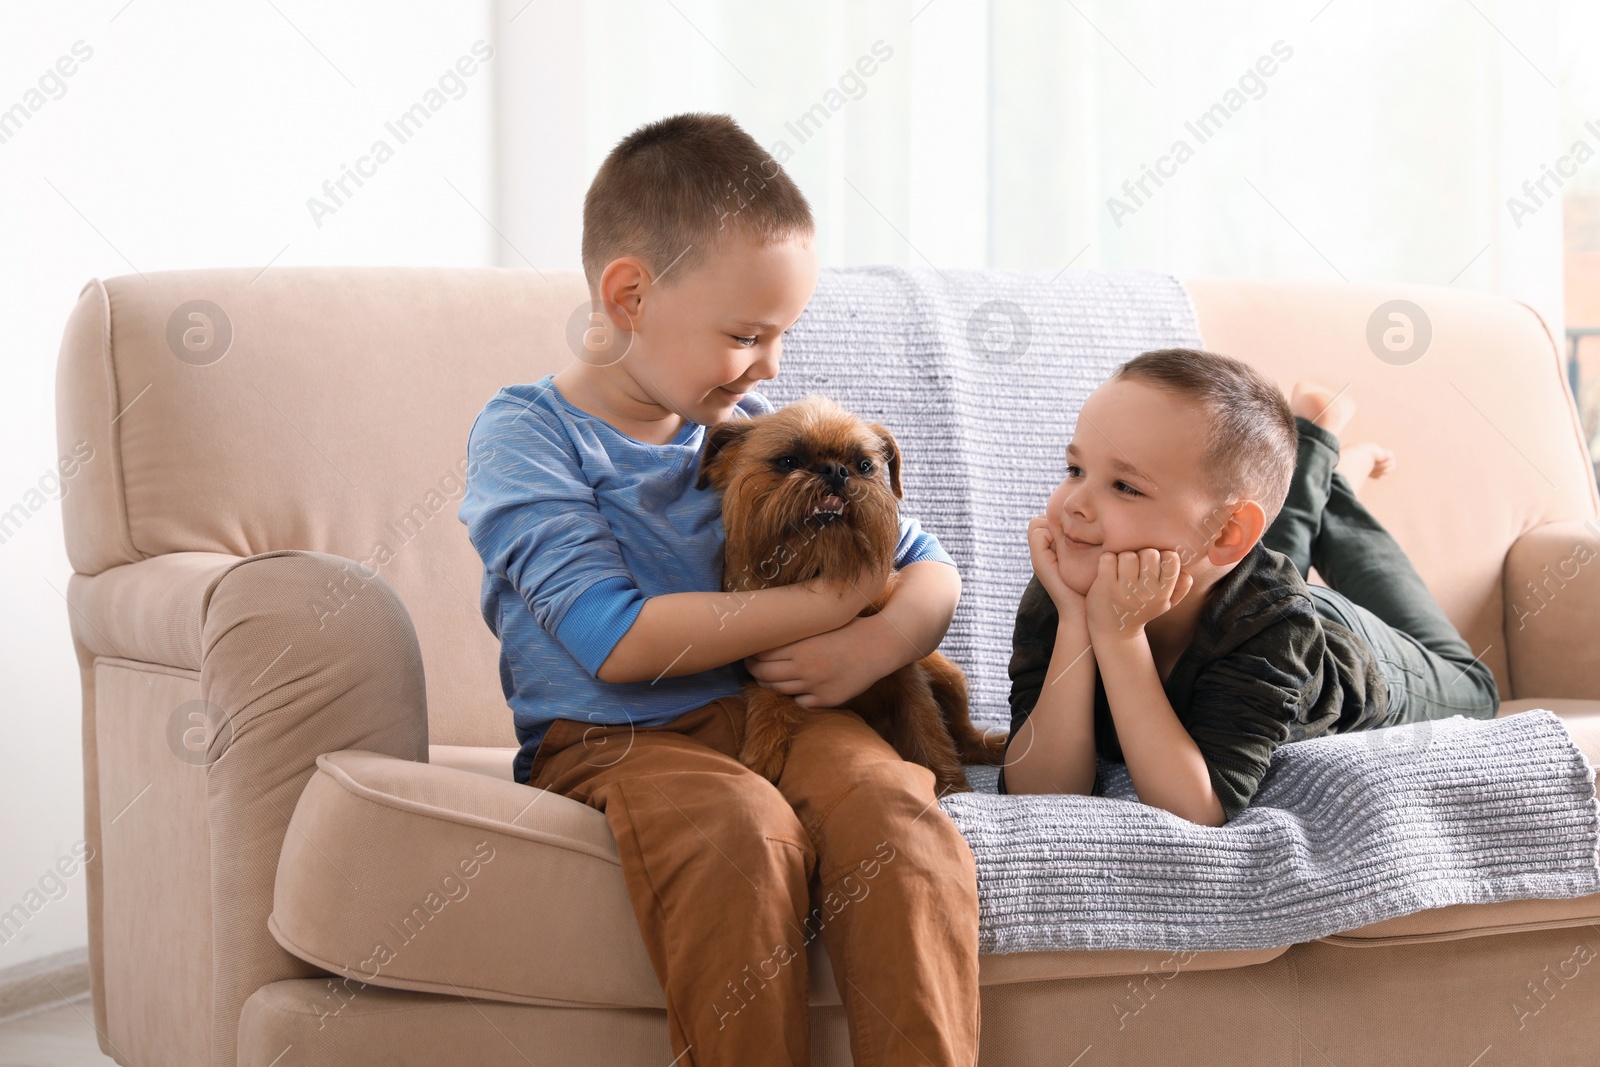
[694,419,757,490]
[867,422,904,499]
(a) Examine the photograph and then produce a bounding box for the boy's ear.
[597,256,649,332]
[1205,499,1267,566]
[694,420,757,490]
[867,422,904,499]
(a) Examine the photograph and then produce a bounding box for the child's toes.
[1335,441,1395,493]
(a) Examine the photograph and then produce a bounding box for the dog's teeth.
[807,494,848,519]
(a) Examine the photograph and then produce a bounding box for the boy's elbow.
[901,557,961,597]
[595,656,638,685]
[999,755,1093,797]
[930,558,962,601]
[1188,791,1229,827]
[594,637,636,684]
[1004,774,1092,798]
[594,596,660,684]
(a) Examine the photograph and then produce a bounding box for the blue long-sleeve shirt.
[458,374,957,785]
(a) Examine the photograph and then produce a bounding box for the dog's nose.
[816,461,849,492]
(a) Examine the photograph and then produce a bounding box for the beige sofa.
[56,267,1600,1067]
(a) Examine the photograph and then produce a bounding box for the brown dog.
[694,395,1007,795]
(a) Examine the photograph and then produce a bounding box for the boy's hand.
[1086,548,1193,641]
[807,555,893,620]
[744,616,888,708]
[1027,515,1089,627]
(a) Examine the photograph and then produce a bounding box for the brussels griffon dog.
[694,395,1007,795]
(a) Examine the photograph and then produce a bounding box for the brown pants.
[528,696,982,1067]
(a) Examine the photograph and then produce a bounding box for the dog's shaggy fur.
[695,396,1006,794]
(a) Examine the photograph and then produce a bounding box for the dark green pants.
[1261,416,1499,726]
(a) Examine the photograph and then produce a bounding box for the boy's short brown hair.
[1112,347,1299,523]
[581,112,813,294]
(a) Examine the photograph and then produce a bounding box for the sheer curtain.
[495,0,1584,338]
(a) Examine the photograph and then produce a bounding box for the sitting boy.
[458,112,980,1066]
[999,347,1499,825]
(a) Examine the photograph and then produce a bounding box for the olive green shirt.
[997,541,1389,821]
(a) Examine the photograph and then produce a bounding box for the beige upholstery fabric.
[55,268,1600,1067]
[64,551,430,1067]
[1504,521,1600,698]
[93,661,210,1067]
[428,744,520,780]
[238,925,1600,1066]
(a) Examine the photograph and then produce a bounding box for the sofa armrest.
[67,550,246,668]
[67,550,428,1067]
[1503,519,1600,700]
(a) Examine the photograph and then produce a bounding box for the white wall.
[497,0,1576,338]
[0,0,495,973]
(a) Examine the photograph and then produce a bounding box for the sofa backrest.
[55,267,1597,746]
[1185,277,1597,698]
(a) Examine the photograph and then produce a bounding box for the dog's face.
[695,396,904,591]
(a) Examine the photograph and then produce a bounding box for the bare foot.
[1290,380,1355,436]
[1335,441,1396,495]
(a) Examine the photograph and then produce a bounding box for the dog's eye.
[774,455,800,471]
[857,459,873,475]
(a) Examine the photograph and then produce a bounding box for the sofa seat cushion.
[430,701,1600,954]
[1315,890,1600,947]
[269,750,1284,1011]
[428,743,518,780]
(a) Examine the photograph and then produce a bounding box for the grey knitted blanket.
[769,266,1600,953]
[948,711,1600,953]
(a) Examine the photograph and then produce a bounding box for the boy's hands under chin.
[1026,515,1089,626]
[1086,548,1194,642]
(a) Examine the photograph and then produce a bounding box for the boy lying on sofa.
[998,348,1501,825]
